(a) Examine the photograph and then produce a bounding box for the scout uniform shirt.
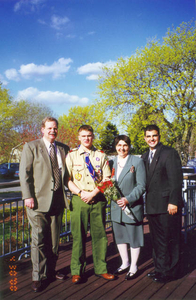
[66,145,111,191]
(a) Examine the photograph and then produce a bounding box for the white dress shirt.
[43,137,62,170]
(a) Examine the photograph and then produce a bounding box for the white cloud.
[0,74,8,86]
[4,58,72,81]
[14,0,46,13]
[4,68,20,81]
[77,61,116,80]
[86,74,100,81]
[51,15,70,30]
[77,62,103,75]
[17,87,89,105]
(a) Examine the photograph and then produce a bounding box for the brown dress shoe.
[32,281,42,292]
[96,273,115,281]
[55,272,65,280]
[72,275,81,284]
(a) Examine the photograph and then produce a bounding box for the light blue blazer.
[110,155,146,224]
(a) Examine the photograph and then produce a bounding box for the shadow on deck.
[1,223,196,300]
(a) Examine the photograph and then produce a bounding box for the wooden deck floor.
[1,224,196,300]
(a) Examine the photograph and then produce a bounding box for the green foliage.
[0,84,15,163]
[97,21,196,164]
[58,105,110,149]
[0,206,71,254]
[0,206,29,255]
[99,122,119,153]
[12,100,54,142]
[127,104,173,154]
[58,105,95,148]
[0,84,54,163]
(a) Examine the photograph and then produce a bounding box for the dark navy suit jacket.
[142,143,183,214]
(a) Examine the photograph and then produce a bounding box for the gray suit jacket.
[20,138,70,212]
[110,155,146,224]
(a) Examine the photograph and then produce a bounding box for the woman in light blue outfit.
[111,135,146,280]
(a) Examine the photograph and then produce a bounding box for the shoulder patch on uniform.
[97,149,104,153]
[69,148,78,153]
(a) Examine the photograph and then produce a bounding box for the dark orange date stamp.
[9,256,18,291]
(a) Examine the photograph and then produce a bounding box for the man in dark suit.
[20,117,70,292]
[142,124,183,283]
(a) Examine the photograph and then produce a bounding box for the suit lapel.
[147,143,163,186]
[117,155,133,186]
[39,139,52,173]
[113,157,118,181]
[57,145,65,174]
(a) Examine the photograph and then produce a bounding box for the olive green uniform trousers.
[70,194,108,275]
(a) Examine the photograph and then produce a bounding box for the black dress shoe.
[32,281,42,292]
[153,274,171,283]
[113,266,129,275]
[147,271,157,278]
[125,270,139,280]
[48,271,65,281]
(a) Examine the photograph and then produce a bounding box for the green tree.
[58,105,96,149]
[127,104,173,154]
[58,104,110,149]
[0,85,54,163]
[12,100,53,143]
[97,21,196,165]
[99,122,119,153]
[0,84,15,163]
[189,126,196,159]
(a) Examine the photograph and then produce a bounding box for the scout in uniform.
[66,124,115,284]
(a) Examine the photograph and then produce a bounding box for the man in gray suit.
[20,117,69,292]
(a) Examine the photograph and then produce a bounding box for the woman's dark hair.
[114,135,131,147]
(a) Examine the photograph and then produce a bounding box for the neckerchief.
[78,145,99,182]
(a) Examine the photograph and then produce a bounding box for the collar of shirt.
[149,149,156,158]
[78,145,96,157]
[43,137,55,154]
[116,155,129,180]
[117,155,129,168]
[43,137,62,169]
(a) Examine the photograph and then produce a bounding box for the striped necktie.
[50,144,61,191]
[149,151,154,165]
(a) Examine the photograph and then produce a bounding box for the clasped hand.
[81,191,94,204]
[117,197,129,210]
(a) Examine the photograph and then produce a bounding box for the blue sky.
[0,0,195,117]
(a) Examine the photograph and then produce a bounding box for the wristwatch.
[77,190,82,197]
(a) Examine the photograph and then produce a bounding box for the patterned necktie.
[149,151,154,165]
[50,143,61,191]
